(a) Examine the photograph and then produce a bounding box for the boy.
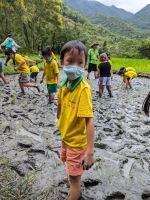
[5,48,40,94]
[57,40,94,200]
[29,64,39,82]
[40,46,59,103]
[118,67,137,89]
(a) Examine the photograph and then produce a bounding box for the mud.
[0,70,150,200]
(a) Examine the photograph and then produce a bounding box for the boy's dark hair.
[5,48,15,56]
[8,34,13,38]
[117,70,124,75]
[142,92,150,116]
[120,67,125,71]
[60,40,88,63]
[42,46,52,56]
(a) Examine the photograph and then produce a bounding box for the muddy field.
[0,70,150,200]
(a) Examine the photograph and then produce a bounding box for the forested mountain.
[129,4,150,30]
[64,0,133,20]
[89,14,150,40]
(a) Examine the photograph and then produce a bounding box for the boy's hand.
[82,153,94,170]
[14,67,18,71]
[40,79,43,84]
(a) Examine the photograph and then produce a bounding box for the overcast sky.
[97,0,149,13]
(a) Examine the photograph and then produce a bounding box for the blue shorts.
[0,62,2,73]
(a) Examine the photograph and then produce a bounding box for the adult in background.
[97,53,113,98]
[87,42,99,79]
[0,34,21,66]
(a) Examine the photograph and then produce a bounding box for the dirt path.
[0,70,150,200]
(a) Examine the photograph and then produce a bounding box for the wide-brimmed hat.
[91,42,99,48]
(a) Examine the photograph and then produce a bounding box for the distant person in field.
[87,42,99,79]
[0,59,8,84]
[40,46,60,103]
[0,34,21,66]
[5,48,40,95]
[143,92,150,117]
[97,53,113,98]
[118,67,137,89]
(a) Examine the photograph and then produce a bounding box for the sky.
[96,0,149,13]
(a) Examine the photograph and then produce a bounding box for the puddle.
[16,128,42,143]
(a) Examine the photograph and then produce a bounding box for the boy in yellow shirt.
[5,48,40,94]
[40,46,59,103]
[57,40,94,200]
[29,64,39,82]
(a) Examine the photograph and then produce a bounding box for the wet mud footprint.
[105,192,125,200]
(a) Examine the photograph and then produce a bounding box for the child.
[0,59,8,84]
[5,48,40,94]
[57,40,94,200]
[143,92,150,116]
[40,46,59,103]
[97,53,113,98]
[118,67,137,89]
[29,64,39,82]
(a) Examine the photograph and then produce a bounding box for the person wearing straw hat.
[87,42,99,79]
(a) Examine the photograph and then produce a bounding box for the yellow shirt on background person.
[57,77,93,151]
[44,59,59,84]
[30,65,39,73]
[123,67,137,82]
[15,54,30,74]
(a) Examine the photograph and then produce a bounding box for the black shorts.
[88,63,97,73]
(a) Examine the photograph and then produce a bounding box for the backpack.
[6,39,13,49]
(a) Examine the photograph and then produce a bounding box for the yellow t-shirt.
[123,67,137,81]
[57,78,93,151]
[52,52,57,60]
[44,59,59,84]
[15,54,30,74]
[30,65,39,73]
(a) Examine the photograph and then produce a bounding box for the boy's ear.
[60,60,64,66]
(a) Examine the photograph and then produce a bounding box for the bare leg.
[19,82,25,94]
[0,73,8,84]
[68,175,81,200]
[49,93,54,103]
[87,72,90,79]
[20,82,40,92]
[99,85,104,97]
[94,71,97,79]
[106,86,113,97]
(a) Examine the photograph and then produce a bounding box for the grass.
[1,53,150,75]
[111,57,150,74]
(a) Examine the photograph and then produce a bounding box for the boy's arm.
[26,58,36,64]
[82,117,94,170]
[40,71,45,83]
[14,60,25,71]
[96,68,100,78]
[56,73,60,88]
[57,104,61,119]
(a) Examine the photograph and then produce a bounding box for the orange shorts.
[60,141,87,176]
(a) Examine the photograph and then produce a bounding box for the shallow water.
[0,70,150,200]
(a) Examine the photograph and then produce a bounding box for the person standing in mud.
[0,34,21,67]
[87,42,99,79]
[5,48,40,94]
[143,92,150,116]
[57,40,94,200]
[97,53,113,98]
[40,46,60,103]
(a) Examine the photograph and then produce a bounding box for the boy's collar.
[60,76,83,90]
[46,58,53,63]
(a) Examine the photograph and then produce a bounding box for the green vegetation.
[111,57,150,73]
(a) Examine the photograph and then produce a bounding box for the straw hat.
[91,42,99,48]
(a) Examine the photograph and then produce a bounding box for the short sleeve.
[77,87,93,118]
[52,61,59,74]
[57,88,62,105]
[15,54,24,64]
